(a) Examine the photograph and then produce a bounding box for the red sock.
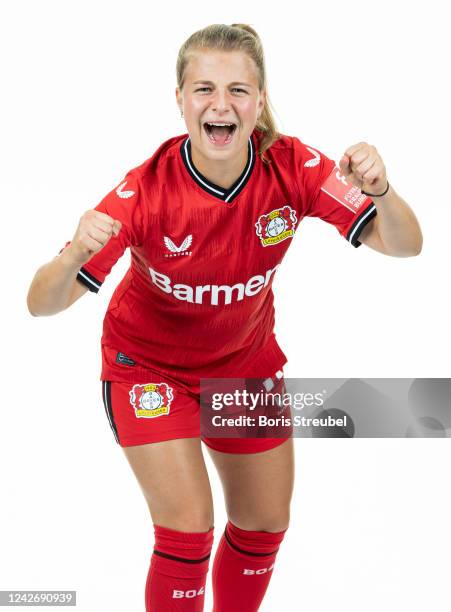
[145,524,214,611]
[212,520,287,612]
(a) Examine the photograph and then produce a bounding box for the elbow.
[388,232,423,258]
[395,245,422,258]
[26,286,46,317]
[409,232,423,257]
[26,294,39,317]
[416,232,423,255]
[27,272,43,316]
[410,225,423,256]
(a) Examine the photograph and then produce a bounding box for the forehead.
[184,49,259,86]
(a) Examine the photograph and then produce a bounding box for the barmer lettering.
[148,265,280,306]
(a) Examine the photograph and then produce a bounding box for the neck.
[190,142,248,190]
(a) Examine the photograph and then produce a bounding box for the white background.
[1,0,450,610]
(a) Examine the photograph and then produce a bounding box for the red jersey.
[59,130,376,394]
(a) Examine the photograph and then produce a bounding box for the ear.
[257,89,266,119]
[175,87,183,112]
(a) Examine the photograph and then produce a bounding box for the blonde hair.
[176,23,280,165]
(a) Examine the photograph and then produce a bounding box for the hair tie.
[361,181,390,197]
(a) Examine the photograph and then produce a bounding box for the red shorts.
[101,370,292,454]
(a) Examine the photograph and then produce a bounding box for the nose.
[211,89,231,115]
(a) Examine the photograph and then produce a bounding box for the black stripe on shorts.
[102,381,120,444]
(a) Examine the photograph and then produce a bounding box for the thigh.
[122,437,215,533]
[206,437,295,532]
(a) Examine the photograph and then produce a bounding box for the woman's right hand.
[65,210,122,267]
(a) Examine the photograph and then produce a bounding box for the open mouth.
[203,122,237,145]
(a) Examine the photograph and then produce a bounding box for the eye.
[194,86,248,94]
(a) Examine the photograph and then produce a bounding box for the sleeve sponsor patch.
[320,167,371,214]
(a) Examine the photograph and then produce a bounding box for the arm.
[27,249,89,316]
[357,184,423,257]
[339,144,423,257]
[27,209,121,317]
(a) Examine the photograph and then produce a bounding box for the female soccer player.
[27,23,422,612]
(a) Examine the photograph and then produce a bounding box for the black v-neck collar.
[180,134,256,203]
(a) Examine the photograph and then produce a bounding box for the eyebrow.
[192,80,252,87]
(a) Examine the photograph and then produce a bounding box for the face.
[176,49,265,161]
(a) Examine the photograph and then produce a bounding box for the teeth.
[206,122,234,126]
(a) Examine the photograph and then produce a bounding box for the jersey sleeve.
[57,171,144,293]
[294,137,377,248]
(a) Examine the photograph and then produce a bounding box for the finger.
[363,163,385,182]
[344,141,368,157]
[87,226,110,246]
[355,156,376,180]
[77,234,104,253]
[339,155,351,175]
[112,220,122,236]
[91,213,122,237]
[346,172,362,186]
[349,149,371,168]
[92,210,118,224]
[91,217,116,235]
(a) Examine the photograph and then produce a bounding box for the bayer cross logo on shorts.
[129,383,174,418]
[255,205,297,247]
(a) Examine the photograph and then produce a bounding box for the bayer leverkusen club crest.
[129,382,173,419]
[255,205,297,247]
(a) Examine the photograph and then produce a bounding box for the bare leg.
[206,438,294,531]
[122,438,215,610]
[207,438,295,610]
[122,437,214,532]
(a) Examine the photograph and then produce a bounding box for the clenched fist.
[66,210,122,267]
[339,142,388,196]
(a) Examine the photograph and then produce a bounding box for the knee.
[229,511,290,533]
[154,507,214,533]
[171,516,214,533]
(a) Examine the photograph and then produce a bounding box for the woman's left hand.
[339,142,388,195]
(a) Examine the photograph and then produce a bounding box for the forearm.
[27,248,82,316]
[372,184,423,257]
